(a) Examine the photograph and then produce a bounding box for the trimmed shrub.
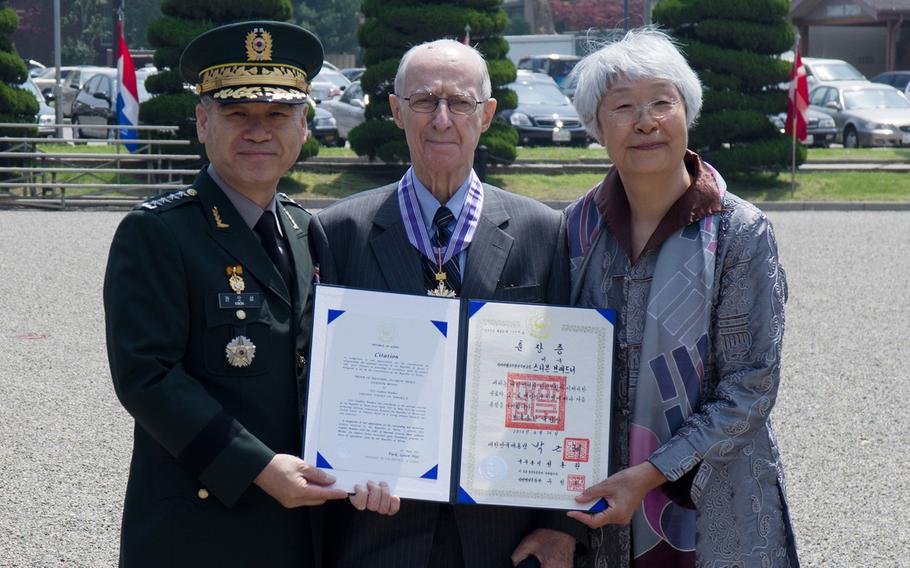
[162,0,291,22]
[350,0,517,164]
[0,7,17,37]
[655,0,801,174]
[147,17,213,51]
[144,69,188,96]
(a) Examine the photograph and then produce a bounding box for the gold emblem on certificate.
[226,265,245,294]
[225,335,256,367]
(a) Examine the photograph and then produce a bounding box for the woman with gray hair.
[563,29,799,566]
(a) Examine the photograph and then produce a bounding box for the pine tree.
[654,0,806,174]
[140,0,319,159]
[349,0,518,164]
[0,0,38,136]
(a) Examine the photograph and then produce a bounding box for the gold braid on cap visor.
[197,63,310,94]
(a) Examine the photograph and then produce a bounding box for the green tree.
[141,0,318,159]
[0,0,37,135]
[348,0,518,164]
[654,0,805,174]
[296,0,360,54]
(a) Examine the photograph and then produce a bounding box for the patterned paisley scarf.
[566,161,727,563]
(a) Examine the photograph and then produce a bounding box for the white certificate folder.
[303,285,614,511]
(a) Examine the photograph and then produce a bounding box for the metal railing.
[0,123,201,208]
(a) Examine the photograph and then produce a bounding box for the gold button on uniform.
[296,355,307,368]
[236,309,247,320]
[197,488,209,500]
[186,188,198,197]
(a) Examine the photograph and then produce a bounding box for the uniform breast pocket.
[203,295,274,377]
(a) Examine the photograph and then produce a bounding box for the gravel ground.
[0,209,908,567]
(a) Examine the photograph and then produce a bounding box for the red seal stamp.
[567,474,586,492]
[563,437,590,462]
[505,373,566,431]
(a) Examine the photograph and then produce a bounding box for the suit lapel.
[277,202,314,310]
[461,187,513,298]
[369,189,426,295]
[194,171,291,306]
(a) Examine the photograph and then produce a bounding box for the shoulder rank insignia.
[245,28,273,62]
[225,335,256,367]
[138,189,194,211]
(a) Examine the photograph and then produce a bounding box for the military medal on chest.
[224,264,256,368]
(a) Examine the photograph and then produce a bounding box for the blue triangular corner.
[316,452,333,470]
[456,486,476,504]
[588,498,608,512]
[420,465,438,480]
[467,300,486,319]
[431,321,448,337]
[327,309,346,324]
[596,308,615,324]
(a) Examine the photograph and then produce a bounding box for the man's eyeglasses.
[606,98,681,126]
[401,93,484,115]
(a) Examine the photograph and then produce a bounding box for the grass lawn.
[282,169,910,202]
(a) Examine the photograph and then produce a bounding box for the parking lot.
[0,209,908,566]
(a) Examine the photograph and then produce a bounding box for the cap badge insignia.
[225,335,256,367]
[212,206,229,228]
[226,265,245,294]
[245,28,273,62]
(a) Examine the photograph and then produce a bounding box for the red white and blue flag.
[785,47,808,142]
[116,20,139,152]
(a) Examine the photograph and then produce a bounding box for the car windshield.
[811,62,865,81]
[18,80,45,103]
[512,82,568,105]
[843,88,910,109]
[314,69,350,89]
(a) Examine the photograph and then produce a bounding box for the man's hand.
[348,480,401,516]
[253,453,348,508]
[566,462,667,529]
[511,528,575,568]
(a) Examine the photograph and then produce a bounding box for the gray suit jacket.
[310,182,586,568]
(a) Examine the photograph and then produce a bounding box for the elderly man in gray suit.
[310,39,585,568]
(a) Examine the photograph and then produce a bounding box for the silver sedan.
[809,81,910,147]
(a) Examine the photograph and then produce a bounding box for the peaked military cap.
[180,20,323,104]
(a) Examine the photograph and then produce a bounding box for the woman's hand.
[566,462,667,529]
[348,480,400,516]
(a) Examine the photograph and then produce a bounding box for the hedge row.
[349,118,409,162]
[362,0,502,16]
[0,49,25,84]
[487,57,516,90]
[653,0,789,27]
[694,19,794,56]
[702,90,788,115]
[479,118,518,162]
[162,0,291,23]
[690,109,780,148]
[360,7,506,47]
[144,68,188,96]
[0,83,38,118]
[475,37,509,61]
[700,134,805,174]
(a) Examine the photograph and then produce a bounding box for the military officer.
[103,21,347,567]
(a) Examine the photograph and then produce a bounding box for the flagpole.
[791,114,796,196]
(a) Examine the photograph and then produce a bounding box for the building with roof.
[791,0,910,76]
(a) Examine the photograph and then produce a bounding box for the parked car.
[500,77,588,146]
[309,68,351,103]
[26,59,46,77]
[319,80,367,144]
[781,55,867,89]
[770,108,837,147]
[871,70,910,96]
[70,68,152,138]
[32,66,78,99]
[310,104,340,147]
[44,66,118,118]
[340,67,365,82]
[517,54,581,95]
[18,77,55,136]
[809,81,910,147]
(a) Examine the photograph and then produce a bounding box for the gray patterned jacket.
[571,193,799,567]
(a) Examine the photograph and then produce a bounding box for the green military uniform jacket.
[104,169,317,567]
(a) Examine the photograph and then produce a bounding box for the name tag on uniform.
[218,293,263,309]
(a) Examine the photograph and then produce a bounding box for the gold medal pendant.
[225,335,256,367]
[427,250,456,297]
[226,265,246,294]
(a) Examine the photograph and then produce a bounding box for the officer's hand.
[254,453,348,508]
[349,480,401,516]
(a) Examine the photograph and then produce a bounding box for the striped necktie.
[423,206,461,295]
